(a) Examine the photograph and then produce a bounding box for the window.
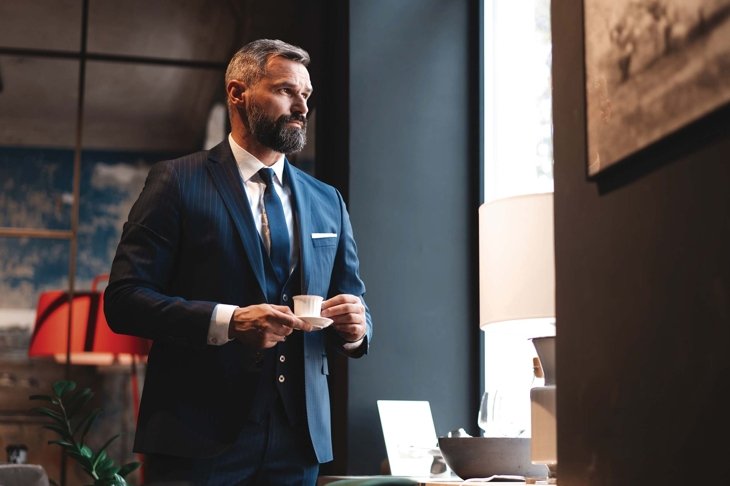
[0,1,230,331]
[481,0,555,438]
[0,3,234,482]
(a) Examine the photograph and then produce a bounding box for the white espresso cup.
[293,295,323,317]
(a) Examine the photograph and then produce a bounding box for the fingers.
[321,294,366,343]
[258,307,307,336]
[268,304,314,331]
[231,304,312,349]
[321,295,365,322]
[334,323,366,343]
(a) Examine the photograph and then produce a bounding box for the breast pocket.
[312,236,337,247]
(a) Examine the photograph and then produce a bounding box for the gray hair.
[225,39,310,90]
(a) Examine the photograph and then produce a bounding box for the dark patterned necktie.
[259,168,290,283]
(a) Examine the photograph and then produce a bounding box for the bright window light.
[484,0,553,204]
[482,0,554,438]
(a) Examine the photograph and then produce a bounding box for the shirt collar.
[228,133,286,185]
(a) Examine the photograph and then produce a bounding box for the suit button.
[279,355,286,363]
[282,294,289,302]
[278,374,285,383]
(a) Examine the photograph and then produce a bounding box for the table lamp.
[479,192,555,328]
[478,192,557,471]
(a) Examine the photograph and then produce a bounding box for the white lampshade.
[479,192,555,329]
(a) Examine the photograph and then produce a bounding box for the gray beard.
[246,103,307,154]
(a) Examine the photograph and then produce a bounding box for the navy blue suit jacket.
[104,140,372,462]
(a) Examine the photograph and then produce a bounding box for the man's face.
[242,57,312,154]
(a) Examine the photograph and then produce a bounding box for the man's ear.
[227,80,246,106]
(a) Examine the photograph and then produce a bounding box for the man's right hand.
[229,304,312,349]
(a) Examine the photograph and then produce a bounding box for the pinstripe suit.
[104,140,372,465]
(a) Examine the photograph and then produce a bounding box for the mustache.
[281,113,307,125]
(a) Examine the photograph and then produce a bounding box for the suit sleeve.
[326,189,373,357]
[104,160,216,345]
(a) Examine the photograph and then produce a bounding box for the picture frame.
[583,0,730,176]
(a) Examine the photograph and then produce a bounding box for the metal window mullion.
[63,0,89,376]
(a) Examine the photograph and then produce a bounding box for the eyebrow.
[272,80,313,95]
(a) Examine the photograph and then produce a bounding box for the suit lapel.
[287,162,320,354]
[286,161,313,295]
[206,142,267,296]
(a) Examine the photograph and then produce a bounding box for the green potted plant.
[30,380,141,486]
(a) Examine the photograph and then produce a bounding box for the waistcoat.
[248,249,306,425]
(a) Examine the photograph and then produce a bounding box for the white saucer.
[299,316,333,329]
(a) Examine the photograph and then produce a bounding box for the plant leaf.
[48,439,75,448]
[66,449,93,469]
[29,394,54,402]
[75,408,102,441]
[33,406,65,422]
[53,380,76,398]
[117,462,141,477]
[94,435,119,458]
[43,424,70,438]
[91,449,108,470]
[100,456,116,468]
[66,388,94,418]
[93,474,127,486]
[95,458,120,479]
[91,435,120,472]
[93,451,108,472]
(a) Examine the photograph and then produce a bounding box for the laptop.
[376,400,440,477]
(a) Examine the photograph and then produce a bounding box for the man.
[104,39,372,485]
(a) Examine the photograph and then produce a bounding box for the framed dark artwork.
[583,0,730,176]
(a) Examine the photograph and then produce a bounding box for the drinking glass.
[477,391,490,436]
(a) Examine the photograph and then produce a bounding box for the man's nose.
[292,94,308,116]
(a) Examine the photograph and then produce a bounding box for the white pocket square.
[311,232,337,239]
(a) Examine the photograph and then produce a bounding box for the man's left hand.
[321,294,366,344]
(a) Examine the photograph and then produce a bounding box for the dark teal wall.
[344,0,480,474]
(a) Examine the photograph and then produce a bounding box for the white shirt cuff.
[208,304,237,345]
[342,337,364,351]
